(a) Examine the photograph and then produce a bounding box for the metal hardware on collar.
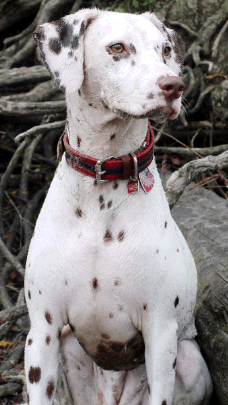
[129,152,139,181]
[95,156,114,183]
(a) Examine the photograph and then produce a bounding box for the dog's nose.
[157,76,185,101]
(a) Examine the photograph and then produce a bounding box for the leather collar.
[57,122,154,183]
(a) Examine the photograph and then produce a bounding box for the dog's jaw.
[66,90,149,160]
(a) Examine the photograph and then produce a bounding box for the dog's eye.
[163,45,171,57]
[110,43,124,53]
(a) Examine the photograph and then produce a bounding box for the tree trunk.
[172,186,228,405]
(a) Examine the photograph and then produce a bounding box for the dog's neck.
[66,92,148,160]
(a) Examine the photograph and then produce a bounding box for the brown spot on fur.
[77,136,81,147]
[98,391,104,402]
[101,333,110,340]
[177,248,179,252]
[92,277,98,289]
[174,296,179,307]
[109,313,114,318]
[147,92,154,99]
[113,55,120,61]
[143,304,147,310]
[118,304,124,311]
[28,338,33,345]
[131,60,136,66]
[94,180,97,186]
[76,208,83,217]
[49,38,61,55]
[114,277,121,286]
[45,311,52,324]
[65,279,68,285]
[27,393,30,403]
[104,229,113,243]
[93,331,144,371]
[162,401,167,405]
[107,200,112,209]
[171,31,185,65]
[129,43,136,54]
[99,195,105,210]
[39,290,42,294]
[148,384,151,394]
[57,329,61,340]
[78,89,81,96]
[156,249,159,253]
[113,181,118,189]
[46,335,51,345]
[29,366,41,383]
[165,221,167,228]
[110,134,116,140]
[173,358,177,369]
[118,231,124,241]
[46,378,55,399]
[33,26,45,42]
[28,290,31,299]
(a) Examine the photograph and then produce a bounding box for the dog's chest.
[27,160,196,369]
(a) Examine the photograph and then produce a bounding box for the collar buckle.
[95,156,114,183]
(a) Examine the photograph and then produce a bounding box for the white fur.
[25,9,212,405]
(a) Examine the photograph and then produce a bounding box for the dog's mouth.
[112,106,178,122]
[147,106,177,121]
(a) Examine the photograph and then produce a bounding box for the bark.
[172,186,228,405]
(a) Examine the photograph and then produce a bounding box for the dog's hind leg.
[173,340,212,405]
[61,326,96,404]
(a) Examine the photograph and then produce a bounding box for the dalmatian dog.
[25,8,212,405]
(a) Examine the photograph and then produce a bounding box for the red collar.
[57,122,154,183]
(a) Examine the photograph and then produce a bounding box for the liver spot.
[29,366,41,384]
[91,331,145,371]
[46,378,55,399]
[174,296,179,307]
[45,311,53,324]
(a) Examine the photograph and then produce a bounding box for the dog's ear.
[142,12,185,67]
[33,8,99,93]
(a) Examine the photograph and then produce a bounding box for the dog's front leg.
[143,316,178,405]
[24,301,63,405]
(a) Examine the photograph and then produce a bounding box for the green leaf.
[149,0,155,3]
[143,1,149,5]
[133,0,139,8]
[114,7,125,12]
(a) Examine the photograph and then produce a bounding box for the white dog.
[25,8,212,405]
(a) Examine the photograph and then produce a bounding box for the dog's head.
[34,9,184,122]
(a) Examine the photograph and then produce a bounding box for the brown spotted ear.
[33,8,99,93]
[142,12,185,67]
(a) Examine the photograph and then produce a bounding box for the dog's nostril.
[164,85,173,92]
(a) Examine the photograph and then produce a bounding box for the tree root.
[165,150,228,208]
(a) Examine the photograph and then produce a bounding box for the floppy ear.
[142,12,185,67]
[33,8,99,93]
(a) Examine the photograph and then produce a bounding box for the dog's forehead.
[88,12,163,45]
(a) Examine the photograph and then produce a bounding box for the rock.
[171,187,228,405]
